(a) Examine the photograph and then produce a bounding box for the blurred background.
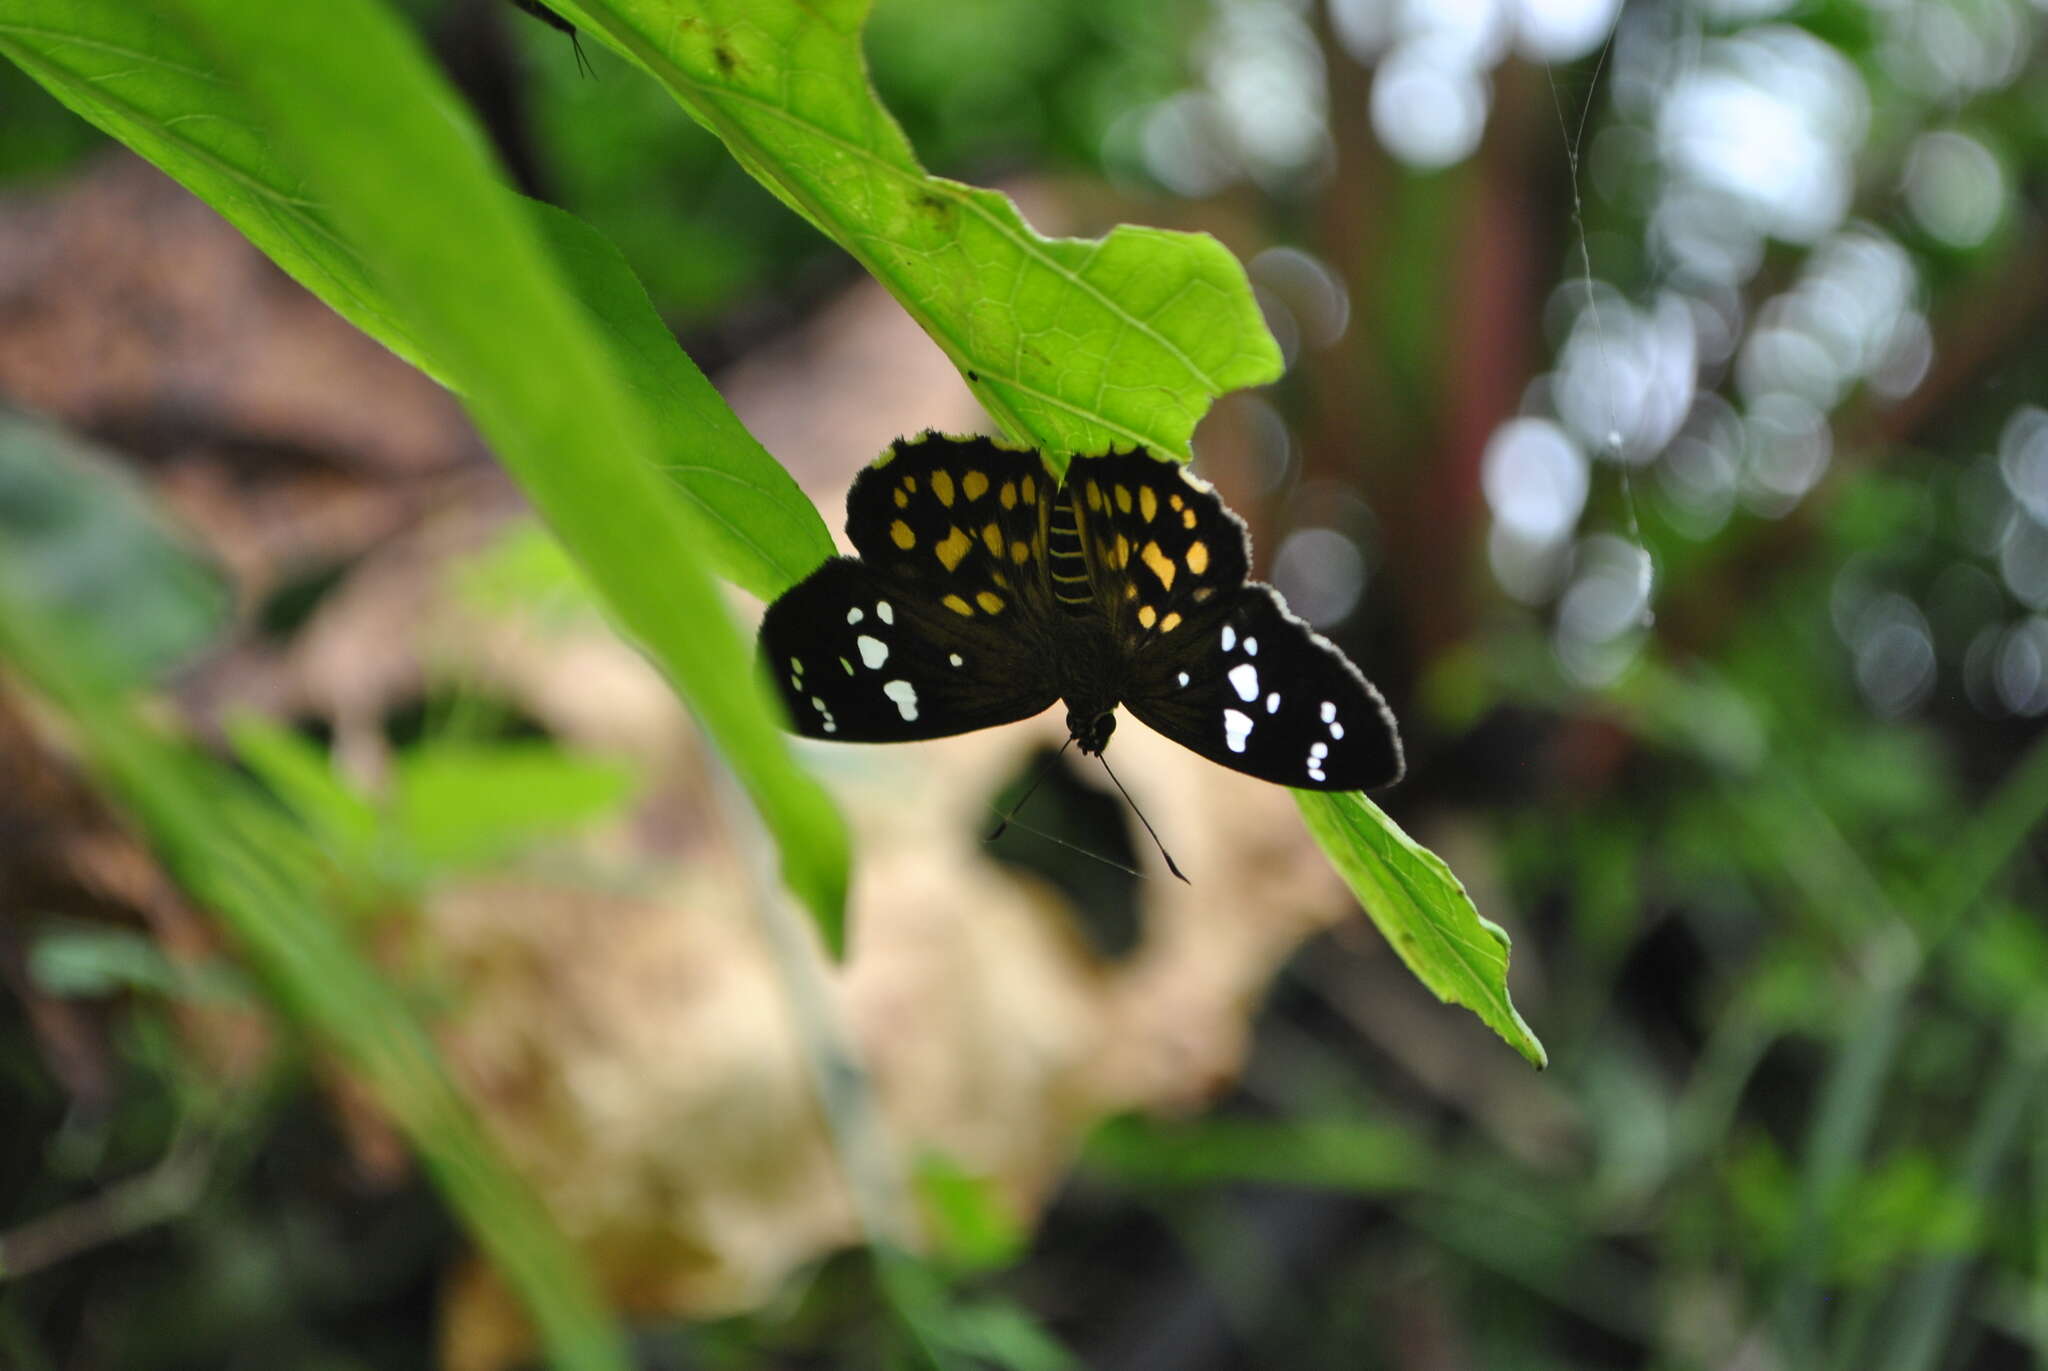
[4,0,2048,1367]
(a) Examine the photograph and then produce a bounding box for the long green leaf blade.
[143,0,848,945]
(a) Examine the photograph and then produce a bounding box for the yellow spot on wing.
[931,470,955,506]
[935,526,972,571]
[1169,492,1184,511]
[1115,485,1133,514]
[1141,540,1176,590]
[1010,540,1031,564]
[1186,540,1209,574]
[963,471,989,501]
[1192,586,1215,603]
[975,591,1005,614]
[890,519,915,550]
[1021,475,1037,505]
[1086,481,1103,511]
[942,594,974,616]
[982,522,1003,556]
[893,488,909,508]
[1160,611,1182,632]
[1140,486,1158,522]
[1112,534,1130,569]
[1182,506,1198,530]
[999,481,1017,509]
[1138,604,1157,628]
[905,475,918,492]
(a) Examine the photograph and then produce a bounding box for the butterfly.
[757,433,1403,791]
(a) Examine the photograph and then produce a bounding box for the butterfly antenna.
[988,812,1150,880]
[1096,755,1189,884]
[569,31,593,79]
[986,736,1073,842]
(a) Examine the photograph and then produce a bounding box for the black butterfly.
[757,434,1403,791]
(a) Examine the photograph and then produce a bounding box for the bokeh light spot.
[1273,526,1367,626]
[1370,43,1489,169]
[1903,130,2006,248]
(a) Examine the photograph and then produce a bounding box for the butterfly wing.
[845,432,1057,619]
[1121,583,1403,789]
[1064,449,1249,641]
[759,434,1062,743]
[760,557,1059,741]
[1064,449,1401,790]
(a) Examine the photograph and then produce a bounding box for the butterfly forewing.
[1121,584,1403,789]
[845,434,1055,619]
[760,434,1062,743]
[1066,450,1249,646]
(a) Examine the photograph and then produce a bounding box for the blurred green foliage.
[2,0,2048,1368]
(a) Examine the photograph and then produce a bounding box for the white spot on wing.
[1320,701,1336,723]
[1221,625,1237,652]
[1223,708,1253,753]
[1245,637,1259,656]
[1330,722,1344,739]
[1311,742,1329,759]
[1177,671,1190,687]
[877,601,894,624]
[1228,662,1259,701]
[949,652,963,668]
[847,608,864,625]
[789,658,803,675]
[1265,691,1281,714]
[857,634,889,669]
[883,679,919,721]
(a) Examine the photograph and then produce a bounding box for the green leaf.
[1296,792,1547,1068]
[912,1152,1028,1272]
[552,0,1282,468]
[0,410,226,685]
[226,715,380,866]
[392,741,639,870]
[29,924,251,1005]
[103,0,847,949]
[525,200,833,597]
[0,3,830,600]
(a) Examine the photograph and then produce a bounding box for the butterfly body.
[758,434,1402,791]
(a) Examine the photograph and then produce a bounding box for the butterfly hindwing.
[1120,584,1403,791]
[760,557,1059,742]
